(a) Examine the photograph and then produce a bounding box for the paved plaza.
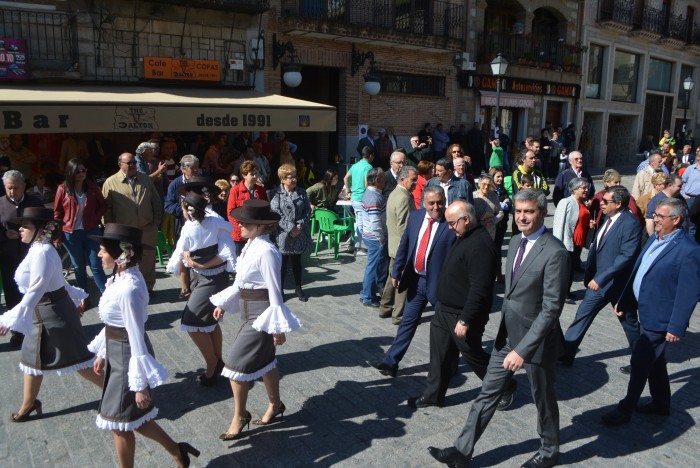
[1,172,699,467]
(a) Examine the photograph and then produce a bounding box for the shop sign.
[459,73,580,98]
[0,38,29,80]
[143,57,221,82]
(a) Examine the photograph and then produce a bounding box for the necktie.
[597,218,612,252]
[415,218,435,273]
[511,236,529,282]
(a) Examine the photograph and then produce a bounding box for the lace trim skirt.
[20,294,94,373]
[223,298,276,381]
[97,328,157,431]
[181,270,229,331]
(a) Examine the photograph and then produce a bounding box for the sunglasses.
[230,179,240,183]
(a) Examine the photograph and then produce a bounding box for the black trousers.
[0,253,23,309]
[422,304,490,404]
[281,254,303,289]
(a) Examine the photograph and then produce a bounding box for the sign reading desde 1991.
[196,113,271,127]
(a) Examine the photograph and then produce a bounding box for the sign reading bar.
[459,73,581,98]
[144,57,220,82]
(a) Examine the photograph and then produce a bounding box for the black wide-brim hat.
[177,176,222,197]
[88,223,144,246]
[9,207,62,225]
[181,193,208,213]
[230,199,281,225]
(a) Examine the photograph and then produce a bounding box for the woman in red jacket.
[54,158,108,297]
[227,160,268,255]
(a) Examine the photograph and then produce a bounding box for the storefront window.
[678,64,694,108]
[586,44,604,99]
[611,50,639,103]
[647,58,672,92]
[380,73,445,97]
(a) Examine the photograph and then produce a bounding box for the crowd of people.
[0,123,699,467]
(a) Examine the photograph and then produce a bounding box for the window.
[647,58,672,92]
[611,50,639,103]
[586,44,604,99]
[380,72,445,97]
[678,65,694,108]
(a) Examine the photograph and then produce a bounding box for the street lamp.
[272,34,302,88]
[683,75,695,134]
[490,53,509,134]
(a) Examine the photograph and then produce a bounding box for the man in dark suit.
[367,186,455,377]
[552,151,595,206]
[559,186,641,368]
[381,151,405,197]
[602,197,700,426]
[356,128,376,157]
[429,189,570,468]
[408,200,516,409]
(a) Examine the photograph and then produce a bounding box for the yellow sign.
[144,57,220,82]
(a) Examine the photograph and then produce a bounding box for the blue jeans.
[351,200,364,250]
[63,228,108,293]
[360,237,387,303]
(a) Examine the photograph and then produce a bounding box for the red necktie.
[415,218,435,273]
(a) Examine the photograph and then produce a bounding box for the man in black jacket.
[407,200,509,409]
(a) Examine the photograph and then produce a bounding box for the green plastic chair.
[313,209,352,259]
[156,230,173,265]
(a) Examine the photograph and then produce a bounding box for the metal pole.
[683,89,689,134]
[495,77,501,133]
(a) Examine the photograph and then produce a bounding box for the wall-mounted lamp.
[272,33,302,88]
[351,45,381,96]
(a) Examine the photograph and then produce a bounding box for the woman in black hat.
[88,223,199,467]
[166,193,236,386]
[210,200,302,441]
[0,207,101,422]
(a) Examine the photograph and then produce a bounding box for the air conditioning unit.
[454,52,476,71]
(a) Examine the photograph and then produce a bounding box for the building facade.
[578,0,700,167]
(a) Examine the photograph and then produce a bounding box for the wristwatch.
[458,320,467,326]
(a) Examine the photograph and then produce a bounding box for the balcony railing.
[598,0,635,25]
[0,8,77,71]
[691,22,700,46]
[280,0,464,40]
[150,0,270,13]
[666,13,687,41]
[477,33,582,70]
[639,5,665,35]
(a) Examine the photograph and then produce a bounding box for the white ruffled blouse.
[166,216,237,276]
[88,267,168,392]
[0,242,87,335]
[209,235,302,334]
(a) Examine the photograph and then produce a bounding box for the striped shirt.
[361,186,387,241]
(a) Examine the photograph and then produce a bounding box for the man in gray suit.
[428,189,570,468]
[378,165,417,324]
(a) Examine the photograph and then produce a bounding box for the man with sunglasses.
[559,186,642,370]
[102,153,162,296]
[602,197,700,426]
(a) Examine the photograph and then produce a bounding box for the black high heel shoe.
[10,399,42,423]
[295,287,308,302]
[219,411,252,441]
[252,402,286,425]
[177,442,200,468]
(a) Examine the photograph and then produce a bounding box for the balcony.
[477,33,582,72]
[597,0,635,32]
[279,0,464,51]
[0,8,77,73]
[150,0,270,14]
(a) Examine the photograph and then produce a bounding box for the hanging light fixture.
[272,33,302,88]
[352,45,381,96]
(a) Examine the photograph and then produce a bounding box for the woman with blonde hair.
[472,174,503,240]
[211,200,302,440]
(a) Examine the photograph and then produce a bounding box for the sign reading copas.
[144,57,221,82]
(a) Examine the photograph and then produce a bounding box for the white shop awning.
[480,91,535,109]
[0,85,336,134]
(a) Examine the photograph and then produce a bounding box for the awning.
[0,85,336,134]
[479,91,535,109]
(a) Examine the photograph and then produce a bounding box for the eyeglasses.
[393,160,406,165]
[451,150,462,153]
[600,198,616,204]
[447,216,466,227]
[571,158,583,161]
[120,160,137,166]
[285,175,297,180]
[230,179,240,183]
[652,212,678,220]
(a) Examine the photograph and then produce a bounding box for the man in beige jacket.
[102,152,163,295]
[378,164,418,324]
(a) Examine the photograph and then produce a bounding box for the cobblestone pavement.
[1,172,698,467]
